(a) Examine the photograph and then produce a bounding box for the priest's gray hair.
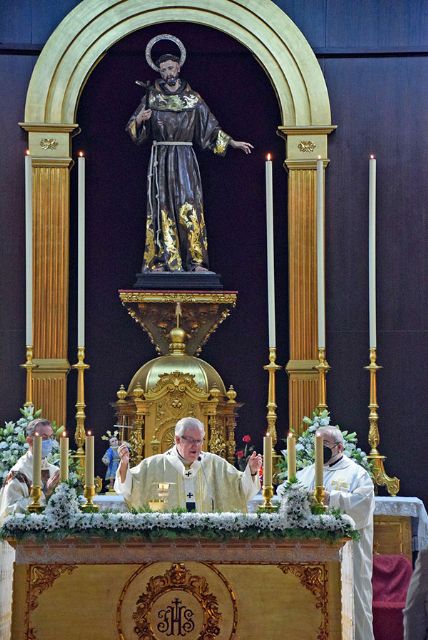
[316,426,344,446]
[175,417,205,438]
[26,418,52,437]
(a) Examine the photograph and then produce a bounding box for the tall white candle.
[315,433,324,487]
[265,154,276,348]
[25,152,33,345]
[287,432,296,480]
[369,155,377,349]
[60,432,69,482]
[78,153,86,347]
[85,431,94,487]
[263,432,273,487]
[316,157,326,349]
[32,433,42,488]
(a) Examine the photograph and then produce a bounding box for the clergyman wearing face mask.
[0,418,60,521]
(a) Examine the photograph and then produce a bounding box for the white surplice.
[0,450,59,522]
[115,447,260,512]
[278,454,375,640]
[0,451,59,640]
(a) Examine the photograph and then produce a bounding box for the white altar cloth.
[374,496,428,551]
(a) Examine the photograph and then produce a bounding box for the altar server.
[115,417,261,512]
[0,418,60,522]
[403,546,428,640]
[277,426,375,640]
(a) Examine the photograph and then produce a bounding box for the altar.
[8,536,354,640]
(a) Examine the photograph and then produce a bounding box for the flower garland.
[278,409,371,479]
[0,483,358,543]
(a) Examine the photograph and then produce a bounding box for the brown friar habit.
[126,79,231,271]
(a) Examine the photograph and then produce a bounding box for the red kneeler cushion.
[372,554,413,640]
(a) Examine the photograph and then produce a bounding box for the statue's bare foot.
[192,265,208,272]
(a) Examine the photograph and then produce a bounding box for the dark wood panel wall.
[0,1,427,503]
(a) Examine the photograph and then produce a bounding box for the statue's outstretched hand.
[248,451,263,475]
[230,140,254,155]
[136,108,152,125]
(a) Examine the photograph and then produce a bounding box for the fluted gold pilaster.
[278,126,336,435]
[19,135,74,426]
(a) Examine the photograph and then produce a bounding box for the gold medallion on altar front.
[117,562,237,640]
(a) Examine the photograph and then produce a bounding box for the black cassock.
[126,79,230,272]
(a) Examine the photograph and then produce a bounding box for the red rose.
[236,450,245,459]
[242,435,252,443]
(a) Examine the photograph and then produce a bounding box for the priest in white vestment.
[115,417,262,512]
[277,426,375,640]
[0,418,60,522]
[0,418,60,640]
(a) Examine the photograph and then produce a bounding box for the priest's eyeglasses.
[180,436,203,446]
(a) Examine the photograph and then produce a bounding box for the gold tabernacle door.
[9,536,354,639]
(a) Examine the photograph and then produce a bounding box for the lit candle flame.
[78,151,84,157]
[87,430,91,436]
[266,153,272,161]
[25,149,30,156]
[370,154,375,159]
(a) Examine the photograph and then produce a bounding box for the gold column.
[20,124,77,426]
[278,126,336,434]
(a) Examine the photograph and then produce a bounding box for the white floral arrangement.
[0,482,358,543]
[279,409,371,479]
[0,406,37,483]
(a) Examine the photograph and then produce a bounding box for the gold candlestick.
[21,345,37,407]
[311,485,327,514]
[365,348,399,496]
[80,485,99,512]
[28,486,44,513]
[260,484,276,511]
[264,347,282,483]
[72,346,90,478]
[315,347,330,411]
[264,348,281,447]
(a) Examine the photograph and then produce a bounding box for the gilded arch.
[23,0,334,431]
[24,0,331,126]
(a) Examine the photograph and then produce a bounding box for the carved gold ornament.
[298,140,317,153]
[278,563,328,640]
[39,138,59,150]
[132,563,221,639]
[25,564,78,639]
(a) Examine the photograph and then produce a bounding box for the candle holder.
[264,347,282,465]
[315,348,330,411]
[258,484,278,512]
[27,485,45,513]
[365,348,400,496]
[311,485,327,514]
[21,345,37,407]
[81,485,99,512]
[72,346,90,479]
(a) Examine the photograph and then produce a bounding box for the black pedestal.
[133,271,223,290]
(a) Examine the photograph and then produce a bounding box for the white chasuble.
[115,447,260,513]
